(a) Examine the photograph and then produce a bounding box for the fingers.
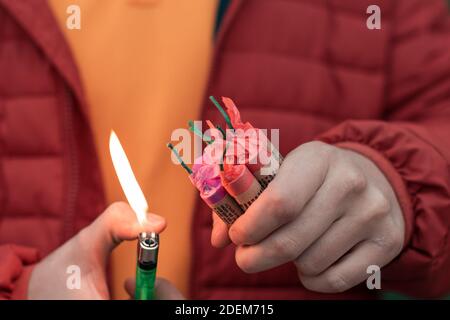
[229,142,332,246]
[125,278,185,300]
[211,211,231,248]
[233,167,354,273]
[294,216,367,277]
[154,278,185,300]
[299,240,392,293]
[83,202,167,255]
[294,183,397,277]
[296,182,403,293]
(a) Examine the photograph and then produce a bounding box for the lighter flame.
[109,130,148,225]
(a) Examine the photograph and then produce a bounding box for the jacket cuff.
[10,265,35,300]
[0,245,39,300]
[329,141,414,247]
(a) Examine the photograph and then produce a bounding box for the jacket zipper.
[62,86,79,241]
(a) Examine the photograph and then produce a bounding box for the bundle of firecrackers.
[168,97,284,225]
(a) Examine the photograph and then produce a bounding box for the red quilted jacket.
[1,0,450,299]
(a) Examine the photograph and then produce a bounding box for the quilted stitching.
[0,2,105,257]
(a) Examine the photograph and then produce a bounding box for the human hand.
[212,141,405,293]
[28,202,167,299]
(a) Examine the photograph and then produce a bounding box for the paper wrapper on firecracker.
[222,97,283,188]
[245,135,284,189]
[200,180,244,225]
[189,164,243,225]
[220,164,263,211]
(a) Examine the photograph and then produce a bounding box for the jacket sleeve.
[319,0,450,298]
[0,245,39,300]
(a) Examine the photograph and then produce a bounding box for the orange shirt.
[48,0,216,298]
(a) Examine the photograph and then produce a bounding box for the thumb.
[81,202,166,260]
[125,277,185,300]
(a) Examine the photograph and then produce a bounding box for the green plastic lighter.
[109,131,160,301]
[135,232,159,300]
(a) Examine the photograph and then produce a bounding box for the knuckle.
[297,141,318,152]
[229,225,249,245]
[296,257,322,277]
[270,236,300,262]
[296,141,333,157]
[319,142,336,159]
[368,190,391,220]
[373,231,403,256]
[342,168,367,193]
[107,201,130,215]
[265,186,286,207]
[265,188,295,224]
[324,273,350,293]
[356,190,391,224]
[305,141,324,149]
[272,207,296,225]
